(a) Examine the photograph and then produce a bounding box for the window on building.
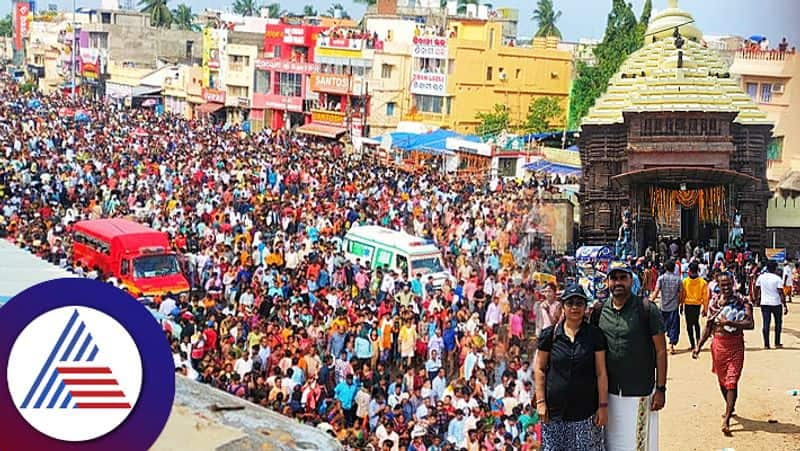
[488,28,495,49]
[185,41,193,59]
[760,83,772,103]
[275,72,302,97]
[229,55,250,72]
[486,66,493,81]
[89,32,108,50]
[516,68,522,79]
[413,94,444,114]
[745,82,758,100]
[273,46,281,58]
[386,102,396,117]
[228,86,249,98]
[446,97,452,115]
[255,70,271,94]
[381,64,393,79]
[767,136,784,161]
[101,12,111,24]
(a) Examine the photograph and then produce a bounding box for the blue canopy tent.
[524,160,581,176]
[394,129,459,155]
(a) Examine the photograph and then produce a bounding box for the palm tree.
[172,3,196,30]
[326,3,350,19]
[139,0,173,28]
[302,4,318,16]
[264,3,286,18]
[0,14,12,37]
[233,0,259,16]
[532,0,562,39]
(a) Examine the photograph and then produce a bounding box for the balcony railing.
[737,48,796,61]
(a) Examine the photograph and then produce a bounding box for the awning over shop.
[195,102,225,114]
[524,160,581,176]
[295,122,347,139]
[611,166,759,188]
[131,85,162,97]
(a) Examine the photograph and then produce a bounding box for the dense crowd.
[0,77,577,450]
[2,73,797,451]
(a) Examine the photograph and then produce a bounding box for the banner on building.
[202,88,226,104]
[14,2,31,51]
[202,26,211,86]
[310,73,351,94]
[311,109,345,125]
[80,48,100,79]
[252,93,303,112]
[255,58,315,74]
[411,36,447,59]
[410,72,446,96]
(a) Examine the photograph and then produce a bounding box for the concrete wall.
[82,23,203,67]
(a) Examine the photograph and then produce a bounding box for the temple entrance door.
[680,206,699,244]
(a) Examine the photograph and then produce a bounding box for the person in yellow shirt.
[680,262,709,350]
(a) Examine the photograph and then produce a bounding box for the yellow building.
[730,46,799,191]
[404,19,573,134]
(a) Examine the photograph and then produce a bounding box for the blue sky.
[5,0,800,46]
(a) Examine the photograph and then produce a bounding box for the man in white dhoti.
[592,262,668,451]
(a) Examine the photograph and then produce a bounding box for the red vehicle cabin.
[71,218,189,297]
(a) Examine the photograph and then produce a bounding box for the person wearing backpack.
[596,262,667,451]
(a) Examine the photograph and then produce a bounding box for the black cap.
[560,284,588,301]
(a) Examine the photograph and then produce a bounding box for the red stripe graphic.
[75,402,132,409]
[70,391,126,397]
[57,367,112,374]
[63,379,119,385]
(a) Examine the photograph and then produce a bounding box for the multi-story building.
[162,64,205,119]
[253,20,329,131]
[223,42,258,125]
[403,19,572,135]
[729,44,799,188]
[363,17,416,137]
[297,27,382,139]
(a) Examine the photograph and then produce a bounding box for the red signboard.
[202,88,226,104]
[14,2,31,51]
[255,58,315,74]
[252,93,303,112]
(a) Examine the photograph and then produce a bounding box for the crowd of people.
[0,77,572,450]
[2,72,797,451]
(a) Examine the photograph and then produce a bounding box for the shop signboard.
[410,72,446,96]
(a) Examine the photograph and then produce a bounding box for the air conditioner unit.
[772,83,785,94]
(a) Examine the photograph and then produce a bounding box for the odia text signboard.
[255,58,315,74]
[412,36,447,59]
[201,88,226,104]
[410,72,446,97]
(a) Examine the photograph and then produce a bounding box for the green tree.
[233,0,260,16]
[172,3,196,30]
[263,3,286,18]
[567,0,651,129]
[353,0,377,5]
[326,3,350,19]
[302,4,318,16]
[532,0,562,39]
[525,97,564,133]
[139,0,173,28]
[475,104,510,136]
[0,14,12,37]
[636,0,653,47]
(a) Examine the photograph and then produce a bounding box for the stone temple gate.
[577,1,773,255]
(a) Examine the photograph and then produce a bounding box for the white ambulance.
[342,225,453,288]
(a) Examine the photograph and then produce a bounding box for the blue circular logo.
[0,278,175,450]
